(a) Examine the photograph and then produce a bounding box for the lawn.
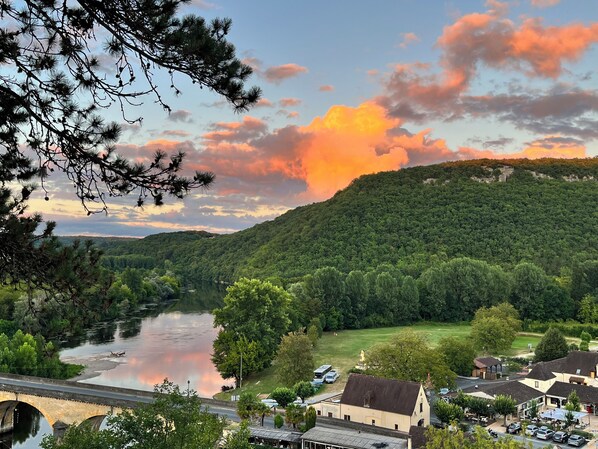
[215,323,546,400]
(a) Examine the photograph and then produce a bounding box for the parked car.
[553,431,570,443]
[525,425,539,436]
[324,370,340,384]
[487,429,498,438]
[261,398,279,408]
[310,378,324,388]
[568,435,586,447]
[506,422,522,434]
[536,429,555,440]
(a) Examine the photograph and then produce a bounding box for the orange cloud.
[319,85,335,92]
[264,63,308,83]
[398,32,420,48]
[279,97,302,107]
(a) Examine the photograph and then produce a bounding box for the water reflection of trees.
[62,282,225,347]
[119,317,142,339]
[0,403,50,448]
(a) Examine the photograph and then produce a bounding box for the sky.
[26,0,598,237]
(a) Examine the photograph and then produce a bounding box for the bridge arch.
[0,391,121,434]
[81,414,108,431]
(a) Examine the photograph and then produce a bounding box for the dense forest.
[98,158,598,283]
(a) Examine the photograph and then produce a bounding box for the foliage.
[0,330,81,378]
[305,407,317,431]
[284,404,304,429]
[42,380,226,449]
[580,331,592,342]
[528,399,539,420]
[236,392,269,423]
[225,421,253,449]
[212,278,291,383]
[566,390,581,412]
[270,387,296,408]
[424,426,528,449]
[99,159,598,287]
[0,0,259,300]
[534,328,569,362]
[493,395,517,426]
[437,336,476,376]
[274,332,314,386]
[364,330,456,389]
[294,381,315,402]
[525,320,598,339]
[274,414,284,429]
[433,400,464,424]
[471,303,521,353]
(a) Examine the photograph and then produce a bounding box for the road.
[0,375,241,422]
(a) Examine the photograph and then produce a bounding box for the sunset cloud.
[263,63,308,83]
[279,98,302,107]
[319,85,335,92]
[398,32,420,48]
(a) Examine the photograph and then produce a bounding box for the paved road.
[0,375,241,422]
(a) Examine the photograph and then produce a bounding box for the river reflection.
[0,404,51,449]
[60,286,228,398]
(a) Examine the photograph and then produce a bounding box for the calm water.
[0,285,227,448]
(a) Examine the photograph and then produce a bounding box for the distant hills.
[91,158,598,282]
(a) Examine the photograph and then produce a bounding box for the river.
[0,285,227,448]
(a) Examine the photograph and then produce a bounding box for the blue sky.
[22,0,598,237]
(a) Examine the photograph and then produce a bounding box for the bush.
[571,429,593,439]
[274,414,284,429]
[525,321,598,339]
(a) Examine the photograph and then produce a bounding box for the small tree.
[294,381,315,403]
[566,390,581,412]
[274,331,314,386]
[528,399,539,420]
[433,400,464,425]
[270,387,296,408]
[285,404,305,429]
[237,392,263,422]
[305,407,317,430]
[565,409,575,429]
[534,328,569,362]
[274,414,284,429]
[493,395,516,426]
[307,325,319,347]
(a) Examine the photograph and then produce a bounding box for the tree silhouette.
[0,0,260,296]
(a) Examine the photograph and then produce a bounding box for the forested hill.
[102,158,598,282]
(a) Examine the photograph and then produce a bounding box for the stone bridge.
[0,373,153,436]
[0,373,235,437]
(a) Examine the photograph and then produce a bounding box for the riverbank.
[61,353,126,382]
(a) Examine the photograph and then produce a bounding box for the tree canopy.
[534,327,569,362]
[0,0,259,296]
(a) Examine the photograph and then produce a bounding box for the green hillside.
[102,158,598,282]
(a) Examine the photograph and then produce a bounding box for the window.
[344,415,351,421]
[535,381,539,388]
[328,412,333,418]
[420,402,423,413]
[395,424,399,430]
[372,419,376,426]
[317,410,321,416]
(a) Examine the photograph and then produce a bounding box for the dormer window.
[576,368,581,375]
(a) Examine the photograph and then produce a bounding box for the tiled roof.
[527,362,557,381]
[474,357,502,369]
[462,380,543,405]
[543,351,598,377]
[340,374,422,416]
[546,381,598,403]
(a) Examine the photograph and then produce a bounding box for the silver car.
[568,435,586,447]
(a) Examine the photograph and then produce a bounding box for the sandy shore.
[61,353,126,382]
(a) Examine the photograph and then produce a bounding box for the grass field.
[216,322,545,400]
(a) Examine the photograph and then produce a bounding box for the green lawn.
[216,323,543,400]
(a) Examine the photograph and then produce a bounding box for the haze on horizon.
[30,0,598,238]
